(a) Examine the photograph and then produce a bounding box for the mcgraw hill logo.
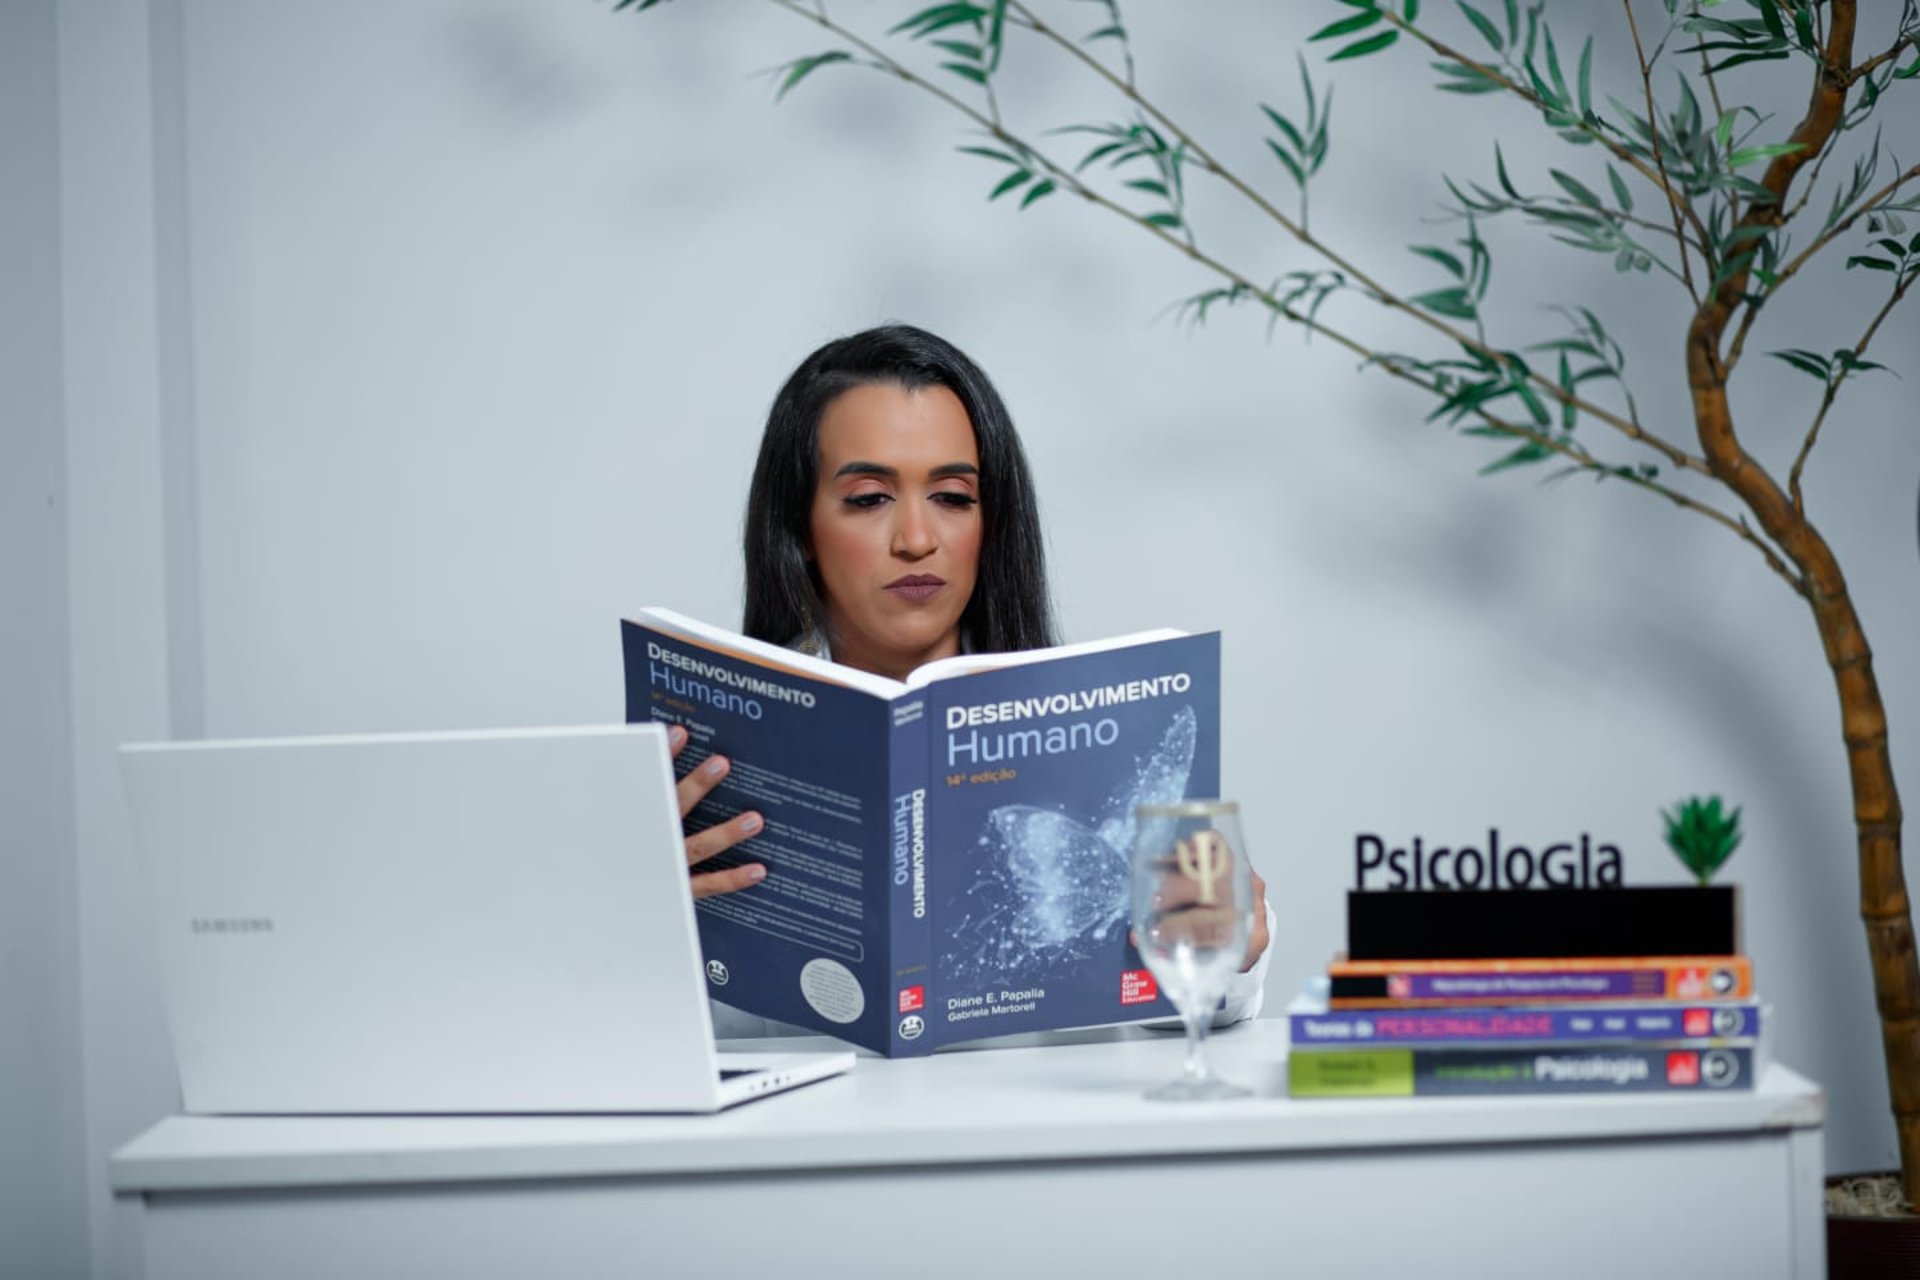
[190,917,274,934]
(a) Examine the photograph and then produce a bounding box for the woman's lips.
[885,574,946,603]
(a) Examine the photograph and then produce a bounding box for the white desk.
[112,1021,1825,1280]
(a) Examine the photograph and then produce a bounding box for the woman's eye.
[843,492,891,510]
[932,491,979,509]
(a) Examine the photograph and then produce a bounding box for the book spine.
[625,618,894,1054]
[1289,1001,1763,1047]
[1287,1045,1757,1097]
[1327,955,1752,1006]
[885,693,936,1057]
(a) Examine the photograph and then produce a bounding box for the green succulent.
[1662,796,1743,886]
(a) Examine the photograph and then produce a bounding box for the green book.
[1288,1045,1756,1097]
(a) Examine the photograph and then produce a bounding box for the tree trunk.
[1679,0,1919,1202]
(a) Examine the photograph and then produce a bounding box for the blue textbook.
[621,607,1222,1056]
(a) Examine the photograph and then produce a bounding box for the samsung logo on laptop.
[190,917,275,935]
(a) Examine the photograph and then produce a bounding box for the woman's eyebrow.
[832,461,980,479]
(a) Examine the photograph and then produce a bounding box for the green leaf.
[1550,169,1603,207]
[1790,4,1815,50]
[1728,141,1806,169]
[1710,49,1790,72]
[889,2,989,38]
[1512,377,1551,425]
[1756,0,1786,43]
[988,169,1032,200]
[1309,9,1384,41]
[1125,178,1170,196]
[1557,351,1576,431]
[1577,38,1593,118]
[1606,164,1633,212]
[1262,105,1307,153]
[932,39,984,60]
[1411,286,1478,319]
[1542,23,1570,101]
[1410,244,1467,277]
[1267,140,1305,187]
[1847,255,1898,272]
[1479,440,1554,475]
[774,50,853,100]
[957,145,1019,165]
[1329,29,1399,60]
[1457,1,1503,49]
[941,61,989,84]
[1769,348,1832,379]
[1143,211,1184,229]
[1495,144,1520,198]
[1832,351,1888,375]
[1018,178,1056,208]
[1404,0,1421,20]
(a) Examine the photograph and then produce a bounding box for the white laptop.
[118,724,854,1114]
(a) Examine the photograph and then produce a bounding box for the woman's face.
[809,381,983,680]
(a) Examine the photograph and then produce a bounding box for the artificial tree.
[616,0,1920,1197]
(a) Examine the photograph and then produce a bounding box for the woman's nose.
[891,501,937,558]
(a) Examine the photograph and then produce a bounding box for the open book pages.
[633,606,1185,699]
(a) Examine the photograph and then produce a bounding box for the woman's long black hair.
[742,324,1058,654]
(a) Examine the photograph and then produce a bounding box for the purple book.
[1289,998,1762,1047]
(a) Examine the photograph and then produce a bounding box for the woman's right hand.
[669,725,767,898]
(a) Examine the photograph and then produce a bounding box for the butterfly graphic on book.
[938,707,1198,986]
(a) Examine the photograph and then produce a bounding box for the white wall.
[0,4,88,1276]
[57,2,184,1276]
[43,0,1920,1269]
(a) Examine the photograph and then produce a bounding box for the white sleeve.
[1211,899,1277,1027]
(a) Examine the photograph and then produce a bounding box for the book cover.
[1326,955,1753,1006]
[622,608,1221,1055]
[1287,994,1764,1047]
[1345,886,1739,960]
[1287,1044,1758,1097]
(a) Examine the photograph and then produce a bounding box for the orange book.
[1326,954,1753,1007]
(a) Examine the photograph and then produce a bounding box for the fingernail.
[740,813,763,835]
[745,864,767,883]
[703,756,726,777]
[668,725,687,748]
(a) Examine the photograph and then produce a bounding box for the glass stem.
[1181,1005,1211,1083]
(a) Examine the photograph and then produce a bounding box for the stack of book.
[1287,887,1765,1097]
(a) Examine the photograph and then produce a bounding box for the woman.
[672,324,1270,1029]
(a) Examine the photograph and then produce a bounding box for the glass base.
[1144,1076,1253,1102]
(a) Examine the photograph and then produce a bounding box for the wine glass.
[1130,800,1254,1101]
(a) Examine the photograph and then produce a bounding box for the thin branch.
[1631,480,1805,594]
[1789,270,1918,512]
[1375,4,1715,262]
[1725,163,1920,371]
[1625,0,1702,297]
[1004,0,1710,474]
[1843,26,1917,87]
[755,0,1786,568]
[1690,1,1727,124]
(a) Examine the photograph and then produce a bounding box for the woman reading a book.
[672,324,1271,1032]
